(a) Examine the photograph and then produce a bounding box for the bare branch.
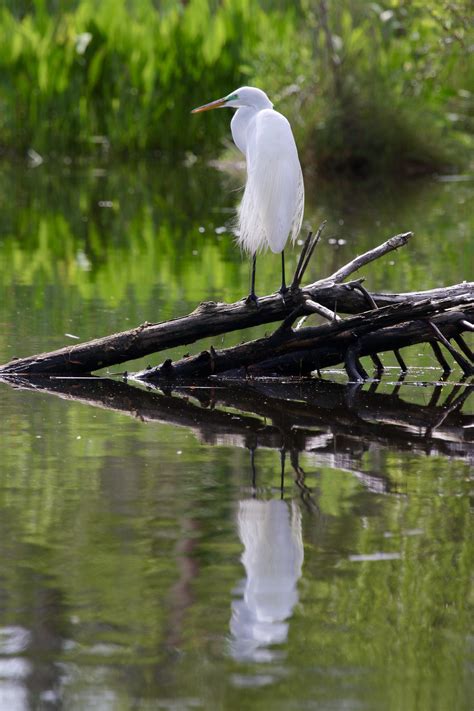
[327,232,413,283]
[393,349,408,373]
[425,319,473,375]
[430,341,451,372]
[292,223,325,289]
[304,299,341,322]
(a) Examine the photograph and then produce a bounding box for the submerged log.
[0,229,472,380]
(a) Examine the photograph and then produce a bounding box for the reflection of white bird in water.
[229,500,304,662]
[192,86,305,304]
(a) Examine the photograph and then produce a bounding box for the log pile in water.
[0,228,472,381]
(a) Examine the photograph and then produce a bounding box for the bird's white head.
[191,86,273,114]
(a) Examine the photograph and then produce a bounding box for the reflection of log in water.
[199,378,473,458]
[2,376,472,484]
[229,499,304,662]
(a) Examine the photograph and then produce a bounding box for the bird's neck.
[231,106,265,157]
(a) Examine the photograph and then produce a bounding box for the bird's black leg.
[245,253,258,306]
[279,251,289,296]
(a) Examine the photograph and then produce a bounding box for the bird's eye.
[227,93,238,102]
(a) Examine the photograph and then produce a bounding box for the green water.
[0,160,472,710]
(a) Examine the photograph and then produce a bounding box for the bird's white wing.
[237,109,304,255]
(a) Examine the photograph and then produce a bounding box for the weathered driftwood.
[0,229,472,379]
[1,376,471,470]
[140,298,473,381]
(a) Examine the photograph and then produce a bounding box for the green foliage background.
[0,6,472,709]
[1,0,472,173]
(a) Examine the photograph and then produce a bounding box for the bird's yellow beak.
[191,97,227,114]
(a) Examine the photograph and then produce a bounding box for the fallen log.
[139,298,473,381]
[0,229,472,379]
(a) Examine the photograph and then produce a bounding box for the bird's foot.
[289,282,302,293]
[278,285,289,304]
[245,293,259,308]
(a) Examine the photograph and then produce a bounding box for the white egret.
[192,86,304,304]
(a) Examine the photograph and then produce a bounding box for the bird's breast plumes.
[235,109,304,255]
